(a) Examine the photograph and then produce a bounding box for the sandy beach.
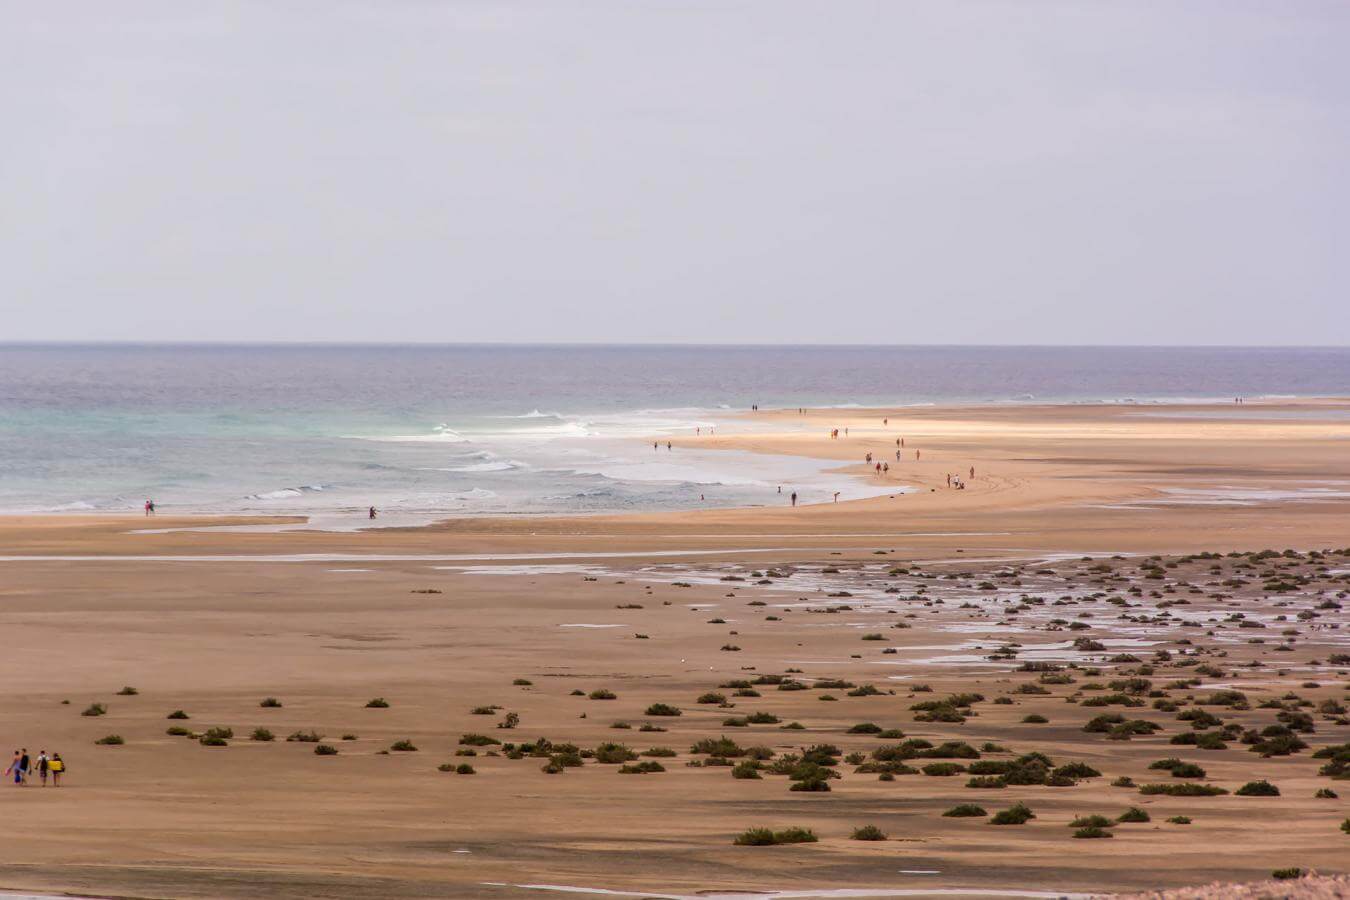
[1,400,1348,899]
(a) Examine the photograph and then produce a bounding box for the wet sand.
[0,400,1347,899]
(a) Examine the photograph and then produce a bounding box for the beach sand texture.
[0,400,1347,899]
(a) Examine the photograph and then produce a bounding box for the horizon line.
[4,340,1350,351]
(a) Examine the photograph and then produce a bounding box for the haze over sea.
[4,344,1349,521]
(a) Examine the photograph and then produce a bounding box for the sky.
[2,2,1347,345]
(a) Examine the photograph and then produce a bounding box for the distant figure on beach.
[667,441,671,451]
[36,750,49,786]
[895,450,901,461]
[6,750,21,784]
[145,499,155,516]
[901,438,905,448]
[947,473,951,487]
[970,466,975,479]
[875,463,881,474]
[915,450,920,460]
[790,491,797,507]
[883,462,889,474]
[865,452,872,463]
[654,441,659,451]
[368,506,377,519]
[833,492,839,502]
[883,418,888,425]
[49,753,64,786]
[777,485,782,494]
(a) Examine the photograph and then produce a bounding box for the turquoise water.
[2,344,1347,517]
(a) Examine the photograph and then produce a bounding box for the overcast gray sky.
[3,2,1346,344]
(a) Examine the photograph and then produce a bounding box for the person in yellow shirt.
[48,753,65,787]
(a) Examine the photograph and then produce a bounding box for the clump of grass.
[589,688,617,700]
[734,826,818,846]
[850,825,886,841]
[81,703,107,717]
[1315,788,1338,799]
[1111,776,1135,788]
[287,730,322,743]
[644,703,681,716]
[922,762,966,776]
[1167,816,1192,824]
[459,733,501,746]
[1235,780,1280,796]
[455,763,475,774]
[732,760,762,779]
[1117,807,1151,823]
[260,697,283,708]
[251,727,275,742]
[365,697,390,708]
[1073,825,1113,839]
[1069,815,1114,828]
[165,726,191,736]
[1139,783,1228,796]
[512,678,532,686]
[199,734,227,747]
[117,686,139,696]
[697,692,726,704]
[390,739,418,752]
[943,804,988,817]
[314,744,338,755]
[1272,868,1304,881]
[95,734,124,745]
[618,761,665,774]
[204,727,233,740]
[990,802,1035,825]
[166,710,189,720]
[593,742,638,764]
[1022,714,1049,723]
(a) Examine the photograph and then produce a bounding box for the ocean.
[3,344,1348,521]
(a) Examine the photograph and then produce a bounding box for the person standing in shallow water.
[368,506,377,519]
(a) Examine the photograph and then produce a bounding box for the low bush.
[943,804,988,817]
[850,825,886,841]
[990,802,1035,825]
[1235,780,1280,796]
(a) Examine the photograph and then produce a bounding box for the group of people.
[6,749,65,786]
[143,498,156,515]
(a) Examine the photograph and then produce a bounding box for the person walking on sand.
[970,466,975,480]
[49,753,64,786]
[36,750,49,786]
[833,491,840,502]
[790,491,797,507]
[946,473,951,487]
[18,749,30,785]
[5,751,20,785]
[915,450,920,461]
[368,506,377,519]
[667,441,671,451]
[883,462,889,474]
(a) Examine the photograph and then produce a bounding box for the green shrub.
[850,825,886,841]
[1022,714,1049,723]
[618,761,665,774]
[95,734,124,745]
[1235,780,1280,796]
[165,726,191,736]
[260,697,282,708]
[593,743,638,764]
[734,826,817,846]
[1117,807,1151,823]
[117,686,138,696]
[1272,868,1304,881]
[199,734,227,747]
[251,728,275,742]
[1073,826,1113,839]
[1139,783,1227,796]
[81,703,107,717]
[990,802,1035,825]
[459,733,501,746]
[365,698,390,708]
[1167,816,1192,824]
[589,689,617,700]
[166,710,189,720]
[1068,815,1113,828]
[943,804,988,817]
[314,744,338,755]
[390,739,418,752]
[287,730,323,743]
